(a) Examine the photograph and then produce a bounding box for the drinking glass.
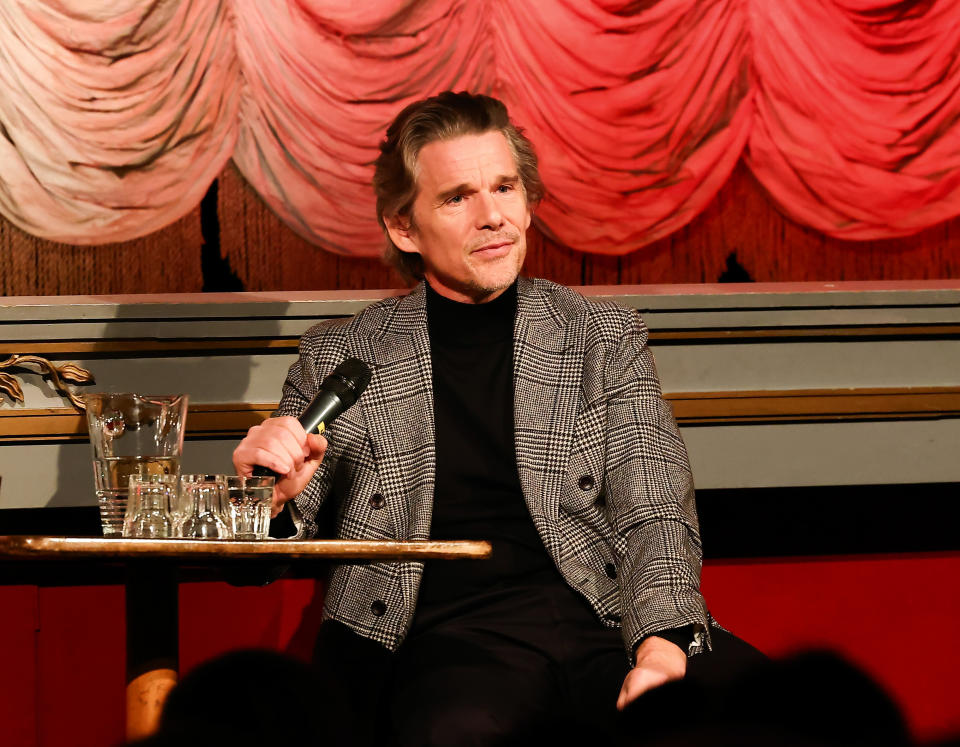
[179,474,230,539]
[225,475,275,540]
[123,474,176,538]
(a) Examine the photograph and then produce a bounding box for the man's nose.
[474,191,504,230]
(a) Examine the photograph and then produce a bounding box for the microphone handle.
[298,390,344,435]
[251,391,345,480]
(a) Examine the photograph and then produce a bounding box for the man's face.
[386,130,532,304]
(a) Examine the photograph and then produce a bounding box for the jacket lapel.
[513,278,585,551]
[349,283,435,542]
[347,277,585,553]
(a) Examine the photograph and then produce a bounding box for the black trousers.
[312,585,765,747]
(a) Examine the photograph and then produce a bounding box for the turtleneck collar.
[425,279,518,346]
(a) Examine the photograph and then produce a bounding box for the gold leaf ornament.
[57,363,96,384]
[0,371,25,403]
[0,355,95,411]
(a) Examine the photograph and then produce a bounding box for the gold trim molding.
[0,339,300,356]
[0,403,274,442]
[3,388,960,442]
[668,387,960,424]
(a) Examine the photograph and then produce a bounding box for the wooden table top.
[0,535,492,561]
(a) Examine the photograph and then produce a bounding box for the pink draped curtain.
[1,0,958,256]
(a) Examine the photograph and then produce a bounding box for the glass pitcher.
[83,393,188,537]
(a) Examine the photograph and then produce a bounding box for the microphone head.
[323,357,372,408]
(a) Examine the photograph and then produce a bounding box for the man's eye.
[497,184,513,193]
[447,195,463,204]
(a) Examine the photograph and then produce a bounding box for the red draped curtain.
[1,0,958,256]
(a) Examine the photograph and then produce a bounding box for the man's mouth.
[472,239,514,257]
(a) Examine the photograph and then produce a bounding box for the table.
[0,535,491,740]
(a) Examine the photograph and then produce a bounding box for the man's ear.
[384,213,420,255]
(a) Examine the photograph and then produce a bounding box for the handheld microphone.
[252,357,372,479]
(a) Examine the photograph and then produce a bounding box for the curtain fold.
[502,0,752,254]
[0,0,238,244]
[1,0,958,254]
[232,0,495,256]
[745,0,960,239]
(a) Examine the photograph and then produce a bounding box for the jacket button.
[370,600,386,617]
[369,493,386,509]
[604,562,617,580]
[578,474,595,491]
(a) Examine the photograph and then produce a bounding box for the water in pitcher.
[93,455,180,537]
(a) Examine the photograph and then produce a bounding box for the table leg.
[125,562,178,741]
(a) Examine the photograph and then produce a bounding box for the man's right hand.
[232,416,328,517]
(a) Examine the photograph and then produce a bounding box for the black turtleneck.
[411,280,691,654]
[412,280,562,620]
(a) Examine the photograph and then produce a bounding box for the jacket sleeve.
[603,308,711,660]
[274,326,341,539]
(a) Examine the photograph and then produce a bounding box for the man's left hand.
[616,635,687,710]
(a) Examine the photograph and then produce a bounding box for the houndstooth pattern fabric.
[277,277,711,659]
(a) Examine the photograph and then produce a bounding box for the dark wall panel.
[0,210,205,297]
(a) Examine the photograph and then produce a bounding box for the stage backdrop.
[2,0,960,284]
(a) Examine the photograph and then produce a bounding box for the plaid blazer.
[278,277,711,660]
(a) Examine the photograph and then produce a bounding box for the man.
[233,91,732,745]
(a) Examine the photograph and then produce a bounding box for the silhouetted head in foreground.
[620,649,911,747]
[129,649,323,747]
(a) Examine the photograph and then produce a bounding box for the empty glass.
[123,474,176,538]
[179,474,230,539]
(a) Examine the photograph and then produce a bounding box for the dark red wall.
[702,552,960,742]
[2,552,957,747]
